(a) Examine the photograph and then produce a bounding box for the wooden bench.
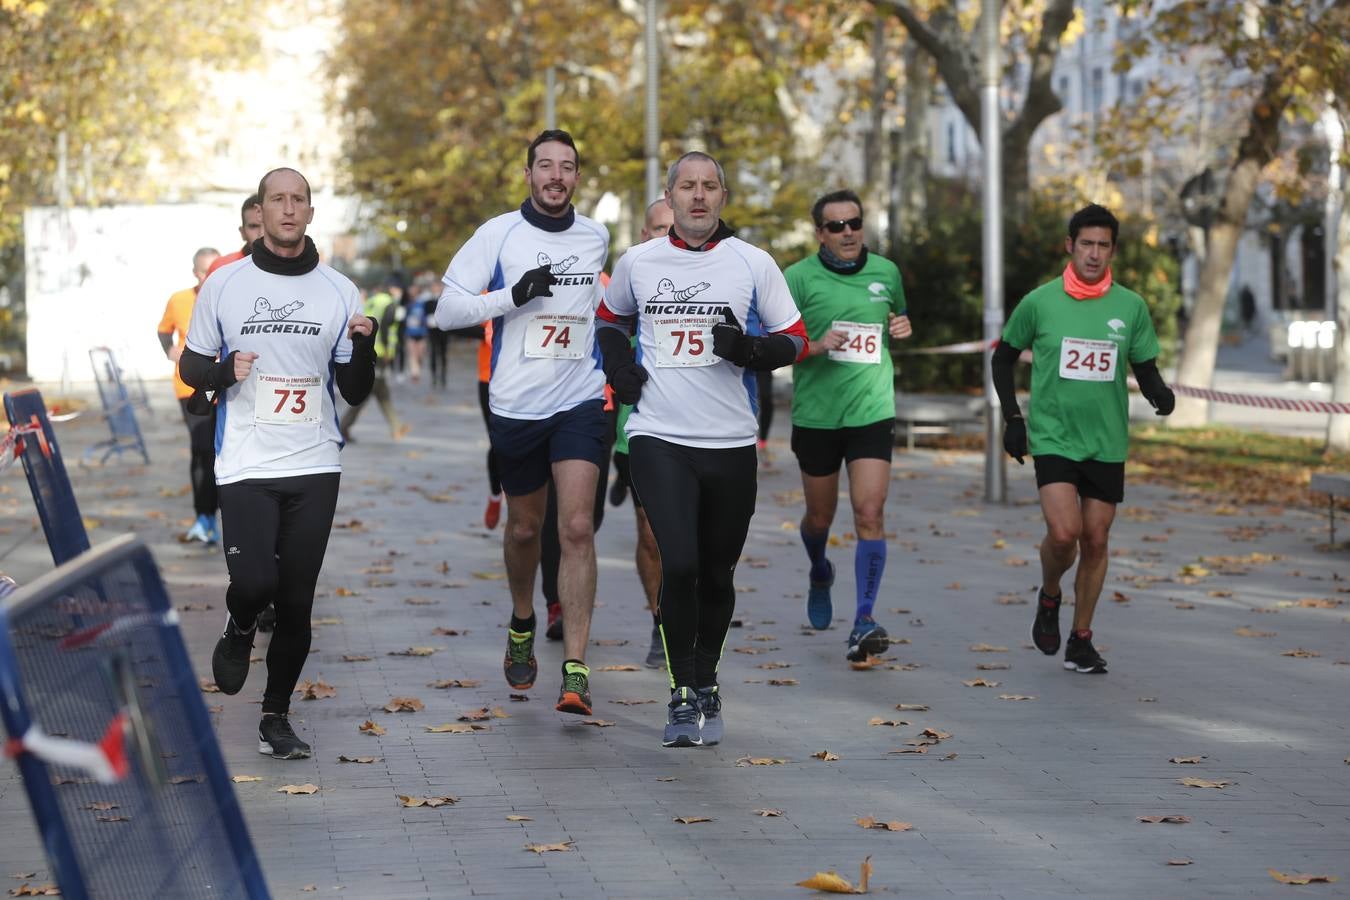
[1310,473,1350,543]
[894,395,985,450]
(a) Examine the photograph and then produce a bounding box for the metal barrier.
[86,348,150,465]
[3,388,92,565]
[0,534,269,899]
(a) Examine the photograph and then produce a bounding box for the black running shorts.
[791,418,895,477]
[1033,454,1124,504]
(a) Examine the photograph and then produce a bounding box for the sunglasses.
[822,217,863,233]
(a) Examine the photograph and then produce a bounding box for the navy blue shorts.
[488,399,607,496]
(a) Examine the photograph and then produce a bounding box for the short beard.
[530,186,572,217]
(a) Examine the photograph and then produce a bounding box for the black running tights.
[628,436,757,689]
[218,473,340,714]
[178,398,217,516]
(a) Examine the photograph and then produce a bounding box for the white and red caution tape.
[903,338,996,355]
[3,711,130,784]
[1170,383,1350,415]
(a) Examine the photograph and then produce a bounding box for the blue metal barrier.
[3,388,92,565]
[86,348,150,465]
[0,534,269,899]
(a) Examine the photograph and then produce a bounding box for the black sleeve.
[178,347,238,391]
[745,333,804,372]
[1131,357,1168,402]
[157,332,174,355]
[335,318,379,405]
[596,321,636,379]
[991,340,1023,423]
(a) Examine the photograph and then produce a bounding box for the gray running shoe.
[645,623,665,668]
[662,687,703,748]
[696,685,722,745]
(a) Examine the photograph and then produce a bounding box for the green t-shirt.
[785,251,907,429]
[1001,278,1160,463]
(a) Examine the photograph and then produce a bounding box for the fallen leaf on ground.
[591,638,629,646]
[85,801,117,810]
[1169,756,1206,764]
[1138,697,1157,703]
[757,661,793,669]
[333,587,359,597]
[506,815,532,822]
[895,704,929,712]
[855,816,913,832]
[341,654,373,662]
[968,643,1008,653]
[582,719,616,727]
[398,795,457,807]
[812,750,840,761]
[736,756,788,767]
[96,815,130,822]
[296,678,337,700]
[920,728,951,741]
[1234,627,1275,638]
[389,647,438,657]
[1281,648,1320,658]
[427,679,481,689]
[199,679,221,693]
[734,647,767,655]
[404,597,438,606]
[996,595,1028,605]
[998,694,1037,701]
[868,718,907,727]
[611,698,658,705]
[425,723,489,734]
[945,582,963,590]
[1294,598,1341,609]
[597,664,640,672]
[510,693,530,701]
[458,707,491,721]
[768,678,800,686]
[301,887,317,893]
[1178,777,1231,789]
[962,678,1000,687]
[754,808,784,817]
[748,634,778,642]
[940,753,958,761]
[337,755,379,764]
[1179,564,1210,577]
[431,627,467,636]
[795,856,871,894]
[169,775,204,784]
[1112,591,1131,603]
[887,746,927,754]
[1167,859,1193,866]
[848,656,886,670]
[471,571,506,580]
[976,663,1010,671]
[655,776,678,782]
[358,720,385,736]
[524,841,574,854]
[1268,870,1338,885]
[231,775,262,783]
[1005,557,1029,567]
[1138,815,1191,824]
[673,815,713,824]
[384,697,425,713]
[277,784,319,795]
[9,884,60,896]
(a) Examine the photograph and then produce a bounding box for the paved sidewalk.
[0,351,1347,898]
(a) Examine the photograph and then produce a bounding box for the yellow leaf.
[1178,777,1231,789]
[795,871,858,893]
[231,775,262,783]
[812,750,840,761]
[399,795,457,808]
[277,784,319,795]
[1268,869,1337,885]
[673,815,713,824]
[506,815,532,821]
[524,841,574,853]
[735,756,788,766]
[358,720,385,736]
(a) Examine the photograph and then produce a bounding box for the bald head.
[642,199,674,241]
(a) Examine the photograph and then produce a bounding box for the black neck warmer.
[669,219,735,252]
[251,236,320,275]
[520,199,575,233]
[819,245,868,275]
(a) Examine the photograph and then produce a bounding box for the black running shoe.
[845,616,889,662]
[258,714,311,759]
[211,616,255,695]
[257,603,277,633]
[1031,588,1062,655]
[696,685,722,746]
[663,687,703,748]
[644,623,665,669]
[1063,630,1107,674]
[503,628,538,690]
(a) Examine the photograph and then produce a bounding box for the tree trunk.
[1171,72,1290,427]
[1325,108,1350,449]
[897,39,930,242]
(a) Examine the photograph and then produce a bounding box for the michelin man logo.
[537,251,579,274]
[246,297,304,322]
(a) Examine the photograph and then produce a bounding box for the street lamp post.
[980,0,1005,503]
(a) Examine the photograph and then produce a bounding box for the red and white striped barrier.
[1171,383,1350,415]
[902,339,1350,414]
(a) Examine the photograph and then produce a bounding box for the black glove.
[1003,417,1027,465]
[711,307,750,366]
[1148,385,1175,416]
[609,361,649,405]
[511,264,557,307]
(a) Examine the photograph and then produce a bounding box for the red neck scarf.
[1062,263,1112,300]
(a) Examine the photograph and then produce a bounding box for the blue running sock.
[854,539,886,621]
[801,526,831,583]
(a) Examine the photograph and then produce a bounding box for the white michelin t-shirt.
[602,235,803,449]
[186,256,361,485]
[435,207,609,420]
